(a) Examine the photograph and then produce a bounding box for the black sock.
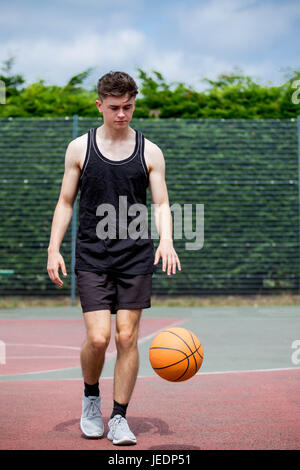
[110,400,128,419]
[84,381,99,397]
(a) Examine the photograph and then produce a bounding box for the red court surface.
[0,315,300,450]
[0,369,300,450]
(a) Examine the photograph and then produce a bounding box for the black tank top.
[74,127,157,276]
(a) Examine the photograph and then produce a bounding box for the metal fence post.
[71,115,78,306]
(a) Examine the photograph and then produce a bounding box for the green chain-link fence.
[0,117,299,299]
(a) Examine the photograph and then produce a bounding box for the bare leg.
[113,309,142,404]
[80,310,111,384]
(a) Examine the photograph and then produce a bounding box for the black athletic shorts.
[76,270,153,314]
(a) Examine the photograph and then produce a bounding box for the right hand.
[47,250,67,287]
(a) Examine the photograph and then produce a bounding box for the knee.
[88,333,110,352]
[116,329,137,351]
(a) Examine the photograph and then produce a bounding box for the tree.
[1,60,300,118]
[0,57,25,98]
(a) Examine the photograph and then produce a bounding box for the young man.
[47,71,181,445]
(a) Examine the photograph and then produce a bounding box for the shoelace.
[86,398,101,418]
[110,416,131,435]
[112,416,126,431]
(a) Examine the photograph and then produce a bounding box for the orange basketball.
[149,327,204,382]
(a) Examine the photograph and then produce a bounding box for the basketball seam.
[175,358,190,382]
[187,331,198,374]
[188,331,204,373]
[163,330,194,354]
[164,329,198,373]
[150,346,188,359]
[192,335,204,360]
[150,344,202,370]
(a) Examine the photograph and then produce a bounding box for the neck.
[99,123,133,141]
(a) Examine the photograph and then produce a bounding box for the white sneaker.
[80,394,104,438]
[107,414,137,445]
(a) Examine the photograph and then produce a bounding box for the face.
[95,93,136,129]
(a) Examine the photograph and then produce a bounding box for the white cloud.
[1,30,146,85]
[184,55,283,89]
[175,0,300,53]
[137,50,281,92]
[0,0,298,92]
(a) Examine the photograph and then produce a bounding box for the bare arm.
[47,137,84,286]
[147,141,181,275]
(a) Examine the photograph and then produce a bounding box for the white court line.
[1,366,299,380]
[0,366,82,377]
[0,318,187,377]
[6,356,79,360]
[196,366,300,376]
[90,366,300,380]
[6,343,80,351]
[12,366,300,381]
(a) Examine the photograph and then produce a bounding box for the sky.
[1,0,300,93]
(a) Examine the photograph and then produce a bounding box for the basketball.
[149,327,204,382]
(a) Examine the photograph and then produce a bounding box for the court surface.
[0,305,299,450]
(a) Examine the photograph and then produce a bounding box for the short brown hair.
[97,71,138,101]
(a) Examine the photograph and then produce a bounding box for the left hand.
[154,240,182,275]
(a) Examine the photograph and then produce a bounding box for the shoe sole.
[107,433,136,445]
[80,418,104,438]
